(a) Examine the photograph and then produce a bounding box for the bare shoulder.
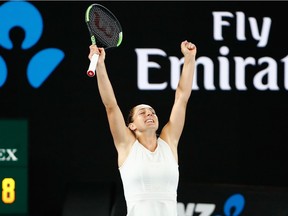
[159,133,178,162]
[115,128,136,167]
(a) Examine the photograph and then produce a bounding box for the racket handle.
[87,53,99,77]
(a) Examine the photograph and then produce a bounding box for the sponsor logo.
[136,11,288,91]
[0,148,18,162]
[0,1,64,88]
[178,193,245,216]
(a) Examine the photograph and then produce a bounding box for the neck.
[137,133,158,151]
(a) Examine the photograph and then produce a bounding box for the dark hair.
[126,107,135,126]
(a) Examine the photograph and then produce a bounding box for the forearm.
[176,55,195,102]
[96,63,118,108]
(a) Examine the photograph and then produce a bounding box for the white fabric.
[119,138,179,216]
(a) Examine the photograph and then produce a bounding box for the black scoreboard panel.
[0,120,28,216]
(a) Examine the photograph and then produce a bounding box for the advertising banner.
[0,1,287,215]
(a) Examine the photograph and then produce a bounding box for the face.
[128,104,159,132]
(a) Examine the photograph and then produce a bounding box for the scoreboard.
[0,120,28,216]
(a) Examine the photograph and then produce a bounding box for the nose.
[146,110,153,116]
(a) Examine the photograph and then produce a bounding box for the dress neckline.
[137,139,159,153]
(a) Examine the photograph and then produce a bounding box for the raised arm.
[160,41,197,155]
[88,45,135,152]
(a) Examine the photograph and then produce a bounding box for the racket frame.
[85,3,123,77]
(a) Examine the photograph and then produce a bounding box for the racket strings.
[88,7,122,48]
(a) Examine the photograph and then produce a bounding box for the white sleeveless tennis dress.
[119,138,179,216]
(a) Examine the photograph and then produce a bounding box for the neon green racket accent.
[91,35,96,45]
[117,32,123,47]
[85,5,93,22]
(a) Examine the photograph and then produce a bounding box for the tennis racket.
[85,3,123,77]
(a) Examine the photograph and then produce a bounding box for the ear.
[128,123,136,131]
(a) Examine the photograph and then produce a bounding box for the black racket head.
[85,3,123,49]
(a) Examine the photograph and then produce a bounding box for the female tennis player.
[88,40,197,216]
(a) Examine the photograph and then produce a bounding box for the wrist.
[96,61,106,70]
[184,55,195,64]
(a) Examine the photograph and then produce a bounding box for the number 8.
[2,178,15,204]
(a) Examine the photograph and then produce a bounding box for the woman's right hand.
[88,44,106,64]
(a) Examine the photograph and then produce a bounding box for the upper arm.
[106,105,135,150]
[160,93,188,149]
